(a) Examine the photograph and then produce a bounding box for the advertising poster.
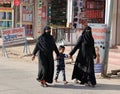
[88,23,107,73]
[1,27,26,47]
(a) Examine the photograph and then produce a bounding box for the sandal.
[44,83,48,87]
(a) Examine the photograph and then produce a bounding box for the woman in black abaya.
[32,26,59,87]
[69,26,96,87]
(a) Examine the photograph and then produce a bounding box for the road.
[0,57,120,94]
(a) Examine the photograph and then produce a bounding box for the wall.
[116,0,120,45]
[110,0,117,47]
[111,0,120,46]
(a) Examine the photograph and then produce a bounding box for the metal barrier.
[51,27,82,46]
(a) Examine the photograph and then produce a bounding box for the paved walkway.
[0,57,120,94]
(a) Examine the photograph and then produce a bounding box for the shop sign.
[14,0,20,6]
[1,27,26,47]
[0,0,11,3]
[42,6,46,20]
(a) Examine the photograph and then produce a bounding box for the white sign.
[88,23,107,73]
[1,27,26,47]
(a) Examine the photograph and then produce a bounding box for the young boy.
[55,45,68,84]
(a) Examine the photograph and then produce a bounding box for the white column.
[67,0,73,27]
[105,0,111,25]
[111,0,118,46]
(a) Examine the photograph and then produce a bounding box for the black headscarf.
[43,26,51,32]
[37,26,54,55]
[82,26,94,46]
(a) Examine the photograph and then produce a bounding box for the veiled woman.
[69,26,96,87]
[32,26,59,87]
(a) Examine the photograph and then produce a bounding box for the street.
[0,0,120,93]
[0,54,120,94]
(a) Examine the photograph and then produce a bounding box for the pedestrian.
[54,45,68,84]
[69,25,97,87]
[32,26,59,87]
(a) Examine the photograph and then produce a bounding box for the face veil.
[82,26,94,46]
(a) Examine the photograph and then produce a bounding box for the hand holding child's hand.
[68,54,72,59]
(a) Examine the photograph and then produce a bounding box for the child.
[55,45,68,84]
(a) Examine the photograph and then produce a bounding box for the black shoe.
[80,81,85,85]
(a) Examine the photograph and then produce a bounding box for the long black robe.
[69,26,96,85]
[33,32,59,83]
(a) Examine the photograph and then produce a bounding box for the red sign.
[14,0,20,6]
[42,6,46,20]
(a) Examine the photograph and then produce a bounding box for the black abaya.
[69,26,96,85]
[33,32,59,83]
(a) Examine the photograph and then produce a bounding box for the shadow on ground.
[48,82,120,90]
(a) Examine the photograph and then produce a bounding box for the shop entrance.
[14,0,35,38]
[48,0,67,27]
[73,0,105,29]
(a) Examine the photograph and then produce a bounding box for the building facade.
[110,0,120,46]
[0,0,120,46]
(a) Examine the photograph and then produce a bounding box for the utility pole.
[102,0,114,77]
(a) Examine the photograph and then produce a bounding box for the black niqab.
[37,26,56,56]
[82,26,94,46]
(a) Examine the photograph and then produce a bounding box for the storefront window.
[48,0,67,27]
[0,1,12,37]
[21,0,35,37]
[73,0,105,29]
[22,5,33,22]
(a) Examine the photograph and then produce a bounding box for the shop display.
[73,0,105,29]
[22,5,33,22]
[48,0,67,27]
[21,0,34,37]
[22,24,33,37]
[0,8,12,29]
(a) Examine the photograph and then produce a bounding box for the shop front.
[48,0,67,27]
[14,0,35,38]
[72,0,105,30]
[0,0,13,37]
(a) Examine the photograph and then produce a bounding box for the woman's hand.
[32,55,35,61]
[68,54,72,58]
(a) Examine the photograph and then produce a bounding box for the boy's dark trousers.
[55,66,66,81]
